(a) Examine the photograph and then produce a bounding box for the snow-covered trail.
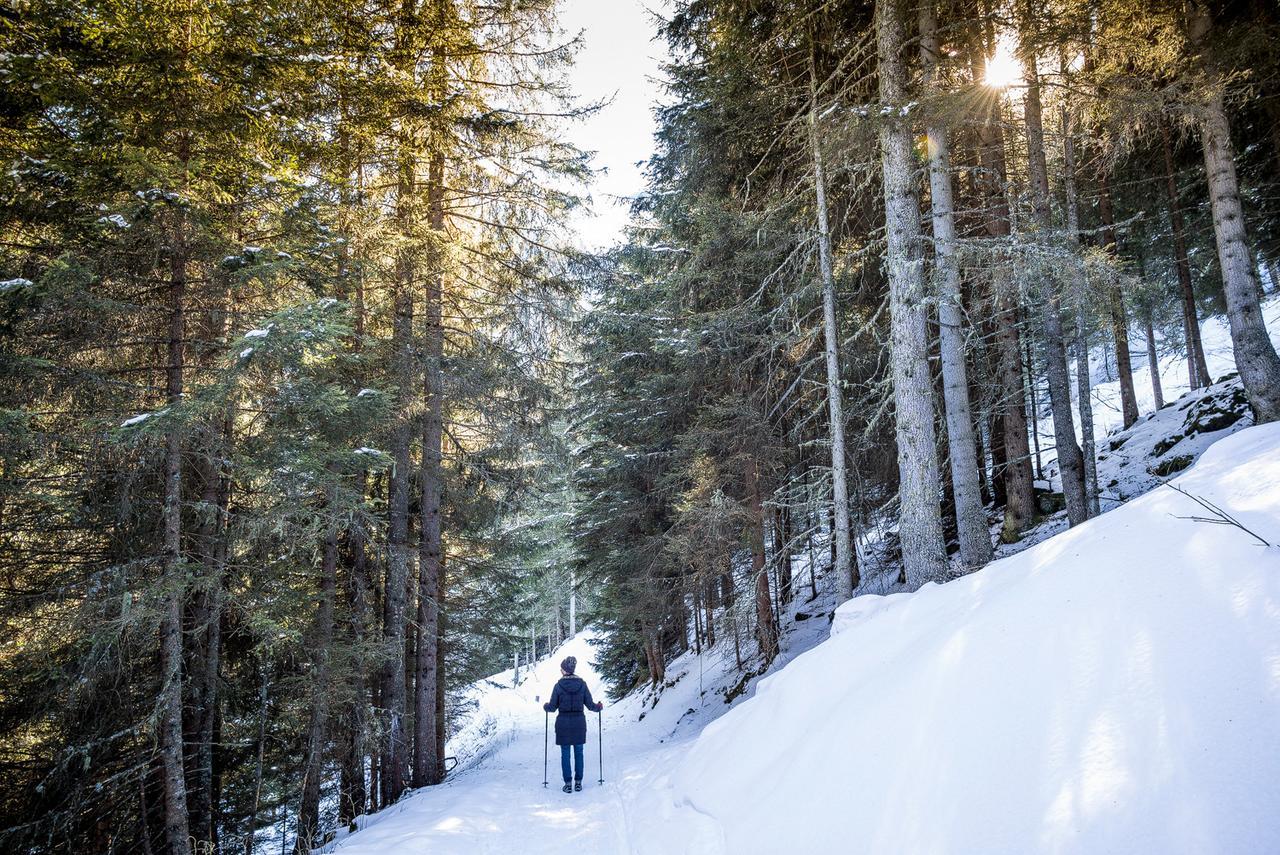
[328,634,724,855]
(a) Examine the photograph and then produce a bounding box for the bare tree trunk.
[1061,101,1101,516]
[876,0,949,585]
[1096,175,1140,429]
[336,151,371,825]
[1189,2,1280,422]
[919,1,992,571]
[775,504,793,604]
[381,146,415,807]
[1161,120,1210,389]
[185,282,232,852]
[974,91,1035,536]
[748,462,778,662]
[1019,44,1089,526]
[1144,310,1165,409]
[160,209,192,855]
[435,558,446,770]
[413,141,445,789]
[339,506,371,826]
[1024,334,1043,481]
[806,41,856,602]
[704,579,716,647]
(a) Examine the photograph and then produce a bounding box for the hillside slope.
[330,423,1280,854]
[676,423,1280,854]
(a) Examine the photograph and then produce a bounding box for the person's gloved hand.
[595,702,604,712]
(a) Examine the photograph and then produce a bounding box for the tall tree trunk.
[1189,2,1280,422]
[336,152,371,826]
[1161,120,1210,389]
[974,90,1035,536]
[185,458,227,852]
[294,495,339,855]
[704,579,716,647]
[919,0,992,571]
[435,558,446,772]
[1024,334,1043,481]
[1060,101,1101,516]
[877,0,948,584]
[806,40,856,602]
[160,208,192,855]
[1144,309,1165,409]
[1096,174,1140,429]
[185,285,231,852]
[747,461,778,662]
[414,142,445,789]
[1019,43,1089,525]
[775,504,793,604]
[381,146,415,807]
[339,500,371,826]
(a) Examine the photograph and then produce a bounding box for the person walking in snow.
[543,656,604,793]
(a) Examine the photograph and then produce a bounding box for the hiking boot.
[574,780,582,792]
[562,783,572,794]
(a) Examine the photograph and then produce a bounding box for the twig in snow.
[1164,482,1275,548]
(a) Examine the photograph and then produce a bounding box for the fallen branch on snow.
[1164,482,1275,548]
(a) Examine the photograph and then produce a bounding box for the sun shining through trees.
[983,32,1023,90]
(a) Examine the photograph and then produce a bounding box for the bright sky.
[557,0,671,251]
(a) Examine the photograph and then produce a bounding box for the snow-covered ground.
[331,419,1280,853]
[323,631,726,854]
[677,423,1280,854]
[1031,297,1280,489]
[325,298,1280,853]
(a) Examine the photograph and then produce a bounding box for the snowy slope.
[329,423,1280,855]
[325,298,1280,853]
[1032,296,1279,490]
[675,423,1280,854]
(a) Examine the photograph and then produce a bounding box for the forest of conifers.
[2,0,1279,852]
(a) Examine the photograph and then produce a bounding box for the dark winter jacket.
[543,675,601,746]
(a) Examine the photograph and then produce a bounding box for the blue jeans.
[561,743,584,783]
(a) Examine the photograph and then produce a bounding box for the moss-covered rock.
[1152,434,1185,456]
[1034,488,1065,515]
[1181,385,1249,436]
[1149,454,1194,477]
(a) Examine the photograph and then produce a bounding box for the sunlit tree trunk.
[414,139,445,788]
[806,38,856,600]
[920,0,992,570]
[1189,1,1280,421]
[160,181,192,855]
[972,62,1035,538]
[1161,121,1210,389]
[877,0,948,584]
[1061,103,1100,516]
[1019,39,1088,526]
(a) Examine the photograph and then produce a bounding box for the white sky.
[557,0,671,251]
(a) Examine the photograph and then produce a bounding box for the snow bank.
[675,423,1280,854]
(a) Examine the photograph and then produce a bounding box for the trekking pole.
[543,709,549,788]
[596,709,604,784]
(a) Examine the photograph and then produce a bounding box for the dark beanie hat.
[561,656,577,674]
